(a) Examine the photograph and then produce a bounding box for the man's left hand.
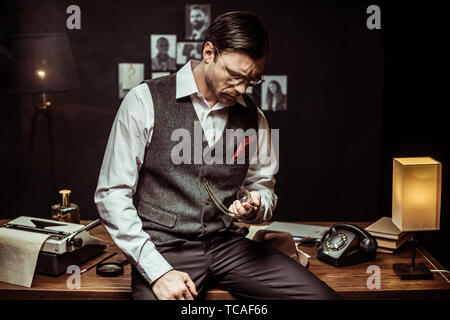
[228,191,261,221]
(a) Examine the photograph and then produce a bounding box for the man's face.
[157,39,169,54]
[190,9,207,29]
[205,50,266,106]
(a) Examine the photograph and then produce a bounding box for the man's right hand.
[151,270,198,300]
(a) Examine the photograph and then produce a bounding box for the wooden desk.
[0,220,449,299]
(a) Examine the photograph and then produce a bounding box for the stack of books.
[365,217,412,254]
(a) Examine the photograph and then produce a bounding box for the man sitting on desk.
[94,11,339,300]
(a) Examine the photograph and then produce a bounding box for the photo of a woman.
[261,76,287,111]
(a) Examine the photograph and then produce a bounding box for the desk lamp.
[391,157,442,280]
[7,33,79,201]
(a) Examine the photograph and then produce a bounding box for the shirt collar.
[176,60,247,108]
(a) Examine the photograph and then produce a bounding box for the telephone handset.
[317,223,378,267]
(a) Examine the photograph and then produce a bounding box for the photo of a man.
[151,35,177,71]
[185,4,210,40]
[118,63,144,99]
[176,42,203,65]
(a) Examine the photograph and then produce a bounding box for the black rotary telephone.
[316,224,378,267]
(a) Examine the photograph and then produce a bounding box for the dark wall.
[380,2,450,268]
[1,0,384,221]
[2,1,447,267]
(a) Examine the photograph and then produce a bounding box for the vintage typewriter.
[2,216,106,276]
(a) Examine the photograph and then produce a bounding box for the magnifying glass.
[96,259,129,277]
[236,189,256,213]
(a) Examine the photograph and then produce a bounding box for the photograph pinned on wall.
[151,34,177,71]
[185,4,211,40]
[118,63,144,99]
[177,42,203,65]
[261,75,288,112]
[152,72,170,79]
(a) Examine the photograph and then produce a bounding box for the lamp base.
[393,263,434,280]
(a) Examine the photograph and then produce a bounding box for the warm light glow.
[392,157,441,231]
[36,69,46,79]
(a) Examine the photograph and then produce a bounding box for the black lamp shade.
[8,33,79,94]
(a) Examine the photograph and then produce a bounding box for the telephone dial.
[316,224,378,267]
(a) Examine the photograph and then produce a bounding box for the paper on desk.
[245,224,310,267]
[0,227,51,287]
[245,225,268,240]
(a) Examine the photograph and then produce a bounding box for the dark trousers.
[131,232,341,300]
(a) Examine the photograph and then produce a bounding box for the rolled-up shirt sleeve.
[242,108,279,223]
[94,86,172,285]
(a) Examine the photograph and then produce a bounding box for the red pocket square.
[233,135,257,160]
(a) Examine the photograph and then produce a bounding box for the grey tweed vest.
[133,74,259,245]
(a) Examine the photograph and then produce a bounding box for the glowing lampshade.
[392,157,441,232]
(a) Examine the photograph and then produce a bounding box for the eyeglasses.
[214,47,264,87]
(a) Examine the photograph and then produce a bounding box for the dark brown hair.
[203,11,269,61]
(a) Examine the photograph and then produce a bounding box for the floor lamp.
[7,33,79,206]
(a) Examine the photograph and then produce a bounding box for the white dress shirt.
[94,60,278,286]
